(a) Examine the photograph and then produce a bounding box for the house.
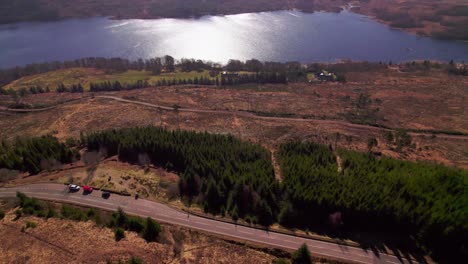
[221,71,239,78]
[315,71,336,81]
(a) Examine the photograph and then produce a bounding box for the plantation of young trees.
[4,128,465,259]
[276,141,467,261]
[0,135,79,174]
[82,127,279,225]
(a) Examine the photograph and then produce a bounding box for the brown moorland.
[0,206,286,264]
[0,66,467,169]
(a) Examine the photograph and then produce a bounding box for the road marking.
[238,230,254,235]
[194,221,210,226]
[215,225,231,230]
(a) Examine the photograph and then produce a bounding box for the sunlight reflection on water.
[0,10,467,68]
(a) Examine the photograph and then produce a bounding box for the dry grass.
[0,67,466,169]
[4,68,211,92]
[0,209,280,264]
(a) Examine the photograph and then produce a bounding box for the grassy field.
[4,68,212,91]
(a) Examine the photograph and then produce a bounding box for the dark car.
[102,191,111,199]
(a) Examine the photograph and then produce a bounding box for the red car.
[83,185,93,194]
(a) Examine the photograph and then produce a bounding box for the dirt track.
[2,94,466,141]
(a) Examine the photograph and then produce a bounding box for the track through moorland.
[2,94,466,140]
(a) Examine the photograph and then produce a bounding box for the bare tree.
[173,104,181,129]
[138,153,151,173]
[83,150,103,184]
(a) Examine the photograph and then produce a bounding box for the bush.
[16,192,47,216]
[128,217,145,233]
[273,259,290,264]
[127,257,144,264]
[114,207,129,228]
[0,210,5,220]
[25,221,38,229]
[61,205,87,221]
[114,228,125,241]
[46,206,56,219]
[143,217,161,242]
[291,244,312,264]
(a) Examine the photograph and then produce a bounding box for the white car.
[69,184,81,192]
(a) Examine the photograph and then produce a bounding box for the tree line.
[4,130,465,261]
[1,73,288,96]
[81,126,279,225]
[0,56,343,88]
[276,141,467,262]
[0,56,177,86]
[0,135,79,174]
[67,73,287,93]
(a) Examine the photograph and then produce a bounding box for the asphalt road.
[0,183,420,264]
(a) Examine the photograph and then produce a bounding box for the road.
[0,183,420,264]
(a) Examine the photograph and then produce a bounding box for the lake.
[0,10,467,68]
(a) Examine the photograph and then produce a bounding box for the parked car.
[69,184,80,192]
[83,185,93,194]
[102,191,110,199]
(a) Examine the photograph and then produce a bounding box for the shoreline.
[1,7,464,42]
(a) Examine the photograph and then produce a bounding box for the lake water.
[0,10,467,68]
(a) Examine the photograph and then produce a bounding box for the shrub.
[46,207,56,219]
[128,217,145,233]
[25,221,37,229]
[61,205,87,221]
[114,228,125,241]
[0,210,5,220]
[291,244,312,264]
[114,207,129,228]
[127,257,144,264]
[274,258,290,264]
[143,217,161,242]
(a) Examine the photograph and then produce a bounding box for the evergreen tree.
[291,244,312,264]
[143,217,161,242]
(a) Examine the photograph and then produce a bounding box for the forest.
[0,135,79,174]
[276,142,467,262]
[82,127,279,225]
[1,129,465,260]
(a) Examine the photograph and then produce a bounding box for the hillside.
[1,61,467,168]
[0,204,282,263]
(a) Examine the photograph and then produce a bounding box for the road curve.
[0,183,420,264]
